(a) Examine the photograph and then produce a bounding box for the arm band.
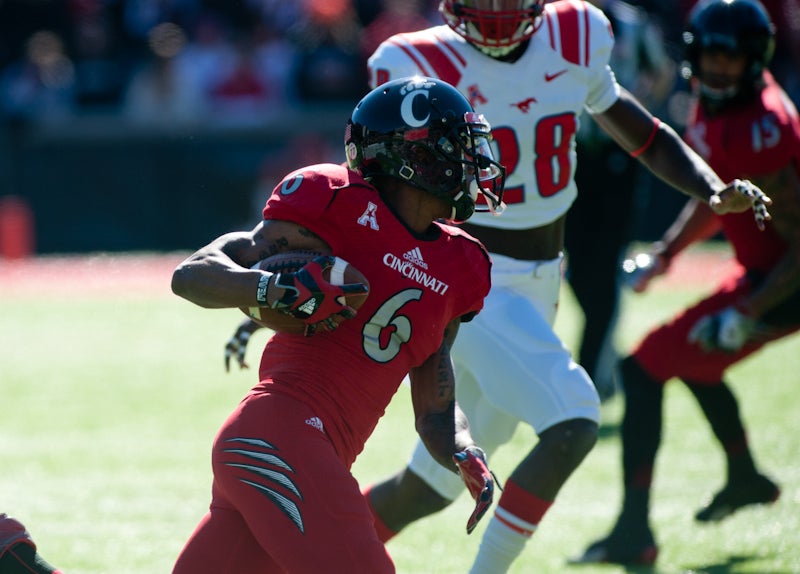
[630,118,661,158]
[256,273,271,306]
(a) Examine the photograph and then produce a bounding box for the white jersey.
[368,0,620,230]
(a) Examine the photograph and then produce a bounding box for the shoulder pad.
[543,0,614,68]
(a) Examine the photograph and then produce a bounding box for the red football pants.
[635,270,799,383]
[173,391,394,574]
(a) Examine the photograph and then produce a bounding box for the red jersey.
[683,71,800,272]
[256,163,491,467]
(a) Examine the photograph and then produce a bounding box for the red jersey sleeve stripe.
[411,38,463,86]
[583,1,591,67]
[552,1,581,66]
[545,10,556,50]
[434,30,467,67]
[388,37,433,77]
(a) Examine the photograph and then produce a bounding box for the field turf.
[1,245,797,573]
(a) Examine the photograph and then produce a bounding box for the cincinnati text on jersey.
[383,253,449,295]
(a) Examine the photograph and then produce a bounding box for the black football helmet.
[682,0,775,110]
[345,76,505,224]
[440,0,545,58]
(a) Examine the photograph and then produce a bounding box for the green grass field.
[1,247,798,573]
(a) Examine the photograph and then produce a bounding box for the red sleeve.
[442,223,492,321]
[262,164,372,252]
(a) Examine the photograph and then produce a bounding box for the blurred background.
[0,0,797,257]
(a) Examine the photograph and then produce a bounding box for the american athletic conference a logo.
[399,78,437,128]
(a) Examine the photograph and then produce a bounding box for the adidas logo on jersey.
[305,417,324,433]
[402,246,428,269]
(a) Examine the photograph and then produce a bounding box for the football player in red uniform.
[170,76,505,573]
[0,513,62,574]
[576,0,800,564]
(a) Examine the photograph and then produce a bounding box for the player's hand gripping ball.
[242,251,369,336]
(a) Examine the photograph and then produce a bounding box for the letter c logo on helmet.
[400,89,430,127]
[345,76,506,224]
[399,79,436,127]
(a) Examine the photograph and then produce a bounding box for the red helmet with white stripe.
[440,0,545,57]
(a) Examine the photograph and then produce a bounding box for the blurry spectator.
[291,0,367,101]
[207,39,274,122]
[0,0,72,72]
[0,31,76,122]
[68,0,130,111]
[250,21,298,109]
[0,0,461,120]
[360,0,435,61]
[121,0,203,53]
[170,14,237,106]
[123,22,204,124]
[242,0,304,38]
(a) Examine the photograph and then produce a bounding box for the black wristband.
[256,273,270,306]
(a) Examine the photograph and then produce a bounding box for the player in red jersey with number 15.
[577,0,800,564]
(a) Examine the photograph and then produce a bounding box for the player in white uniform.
[359,1,773,572]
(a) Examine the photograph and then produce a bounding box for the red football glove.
[453,447,494,534]
[271,256,368,325]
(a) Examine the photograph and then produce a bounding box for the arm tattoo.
[436,352,455,401]
[253,235,289,262]
[298,226,323,241]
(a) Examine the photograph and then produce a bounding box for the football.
[241,250,370,335]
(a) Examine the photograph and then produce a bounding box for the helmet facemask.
[432,111,506,222]
[695,47,747,106]
[440,0,544,58]
[364,112,505,223]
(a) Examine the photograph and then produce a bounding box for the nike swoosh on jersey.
[544,69,567,82]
